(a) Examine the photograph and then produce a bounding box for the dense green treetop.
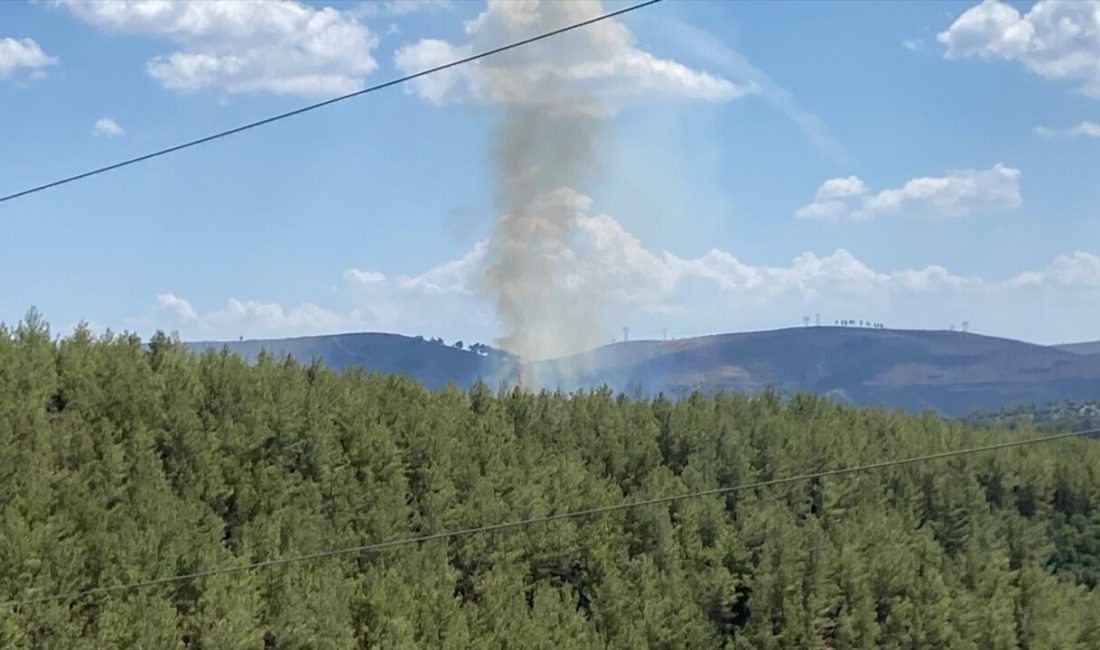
[0,316,1098,648]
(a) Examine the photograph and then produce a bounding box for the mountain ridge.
[1053,340,1100,356]
[189,327,1100,415]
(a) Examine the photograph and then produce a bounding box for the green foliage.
[0,319,1098,647]
[967,399,1100,432]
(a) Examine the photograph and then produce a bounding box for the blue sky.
[1,0,1099,352]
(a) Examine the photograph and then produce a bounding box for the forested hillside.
[188,333,513,390]
[967,400,1100,433]
[201,327,1100,416]
[2,314,1100,648]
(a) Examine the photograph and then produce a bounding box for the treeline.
[968,400,1100,433]
[1,312,1099,648]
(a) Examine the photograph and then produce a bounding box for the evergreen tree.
[0,317,1097,647]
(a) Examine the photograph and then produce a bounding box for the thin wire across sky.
[4,427,1096,609]
[0,0,665,205]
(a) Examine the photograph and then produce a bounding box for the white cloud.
[397,241,485,295]
[553,206,981,305]
[1034,121,1100,138]
[393,0,750,112]
[796,163,1021,222]
[352,0,450,18]
[92,117,125,137]
[201,298,350,334]
[815,176,868,200]
[938,0,1100,97]
[156,295,360,337]
[58,0,378,97]
[342,269,386,285]
[1008,251,1100,288]
[155,293,197,320]
[0,37,57,80]
[149,189,1100,346]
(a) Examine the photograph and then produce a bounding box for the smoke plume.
[472,6,611,365]
[481,109,605,363]
[393,0,746,368]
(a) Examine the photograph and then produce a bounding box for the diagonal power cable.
[3,426,1097,610]
[0,0,664,205]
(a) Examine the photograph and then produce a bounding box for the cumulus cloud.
[814,176,868,200]
[155,295,367,337]
[1008,251,1100,289]
[92,117,125,137]
[0,37,57,80]
[1034,121,1100,138]
[536,197,981,307]
[155,293,196,320]
[200,299,351,334]
[938,0,1100,97]
[796,163,1021,222]
[398,241,486,295]
[58,0,378,97]
[393,0,750,113]
[352,0,450,18]
[149,190,1100,345]
[342,269,386,285]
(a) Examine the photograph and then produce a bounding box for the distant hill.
[533,327,1100,415]
[1053,341,1100,356]
[188,332,515,390]
[188,327,1100,415]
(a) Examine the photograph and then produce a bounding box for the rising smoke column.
[394,0,746,371]
[473,5,614,366]
[481,109,605,363]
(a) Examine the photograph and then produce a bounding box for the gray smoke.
[479,107,606,365]
[470,4,619,372]
[392,1,743,374]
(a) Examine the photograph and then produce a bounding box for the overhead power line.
[0,0,664,205]
[3,426,1097,610]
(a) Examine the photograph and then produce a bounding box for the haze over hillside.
[190,327,1100,416]
[1054,341,1100,356]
